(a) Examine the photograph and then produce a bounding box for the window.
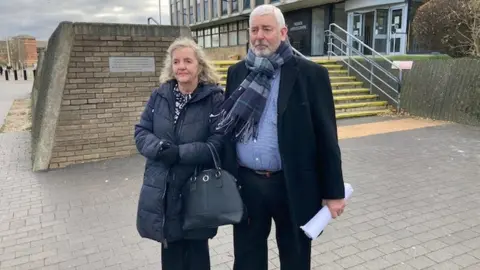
[183,7,187,24]
[212,0,218,18]
[220,24,228,46]
[270,0,279,3]
[190,0,194,24]
[196,0,201,22]
[255,0,264,7]
[176,1,182,25]
[243,0,250,9]
[197,29,204,47]
[228,22,238,46]
[171,4,176,25]
[204,0,208,20]
[238,20,248,45]
[204,28,212,48]
[232,0,238,13]
[221,0,228,15]
[183,0,188,25]
[212,27,220,47]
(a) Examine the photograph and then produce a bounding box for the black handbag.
[182,142,244,230]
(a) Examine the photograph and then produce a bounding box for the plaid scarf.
[215,41,293,142]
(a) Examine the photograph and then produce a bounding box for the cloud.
[0,0,171,40]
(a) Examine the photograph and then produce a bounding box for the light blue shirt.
[236,68,282,171]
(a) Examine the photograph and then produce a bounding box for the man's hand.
[322,199,346,219]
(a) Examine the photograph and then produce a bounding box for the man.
[216,4,346,270]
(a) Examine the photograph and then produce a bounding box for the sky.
[0,0,171,41]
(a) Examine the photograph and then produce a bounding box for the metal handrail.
[328,31,400,85]
[291,46,309,60]
[147,17,160,25]
[329,23,400,69]
[326,23,402,109]
[329,42,399,104]
[290,36,399,105]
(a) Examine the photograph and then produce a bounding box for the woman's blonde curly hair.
[159,36,221,85]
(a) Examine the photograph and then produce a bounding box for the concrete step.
[215,67,229,72]
[212,60,241,66]
[214,64,347,74]
[334,94,378,103]
[210,59,393,120]
[310,59,340,65]
[321,64,344,70]
[217,81,365,89]
[328,70,349,77]
[332,88,371,96]
[330,76,357,82]
[218,74,355,81]
[212,59,338,67]
[335,101,387,113]
[336,109,391,119]
[335,101,387,109]
[214,66,348,73]
[331,81,363,89]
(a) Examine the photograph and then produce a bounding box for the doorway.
[373,8,389,54]
[348,4,408,55]
[311,7,325,56]
[350,11,374,55]
[388,6,407,54]
[363,11,374,55]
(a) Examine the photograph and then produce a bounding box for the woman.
[134,37,224,270]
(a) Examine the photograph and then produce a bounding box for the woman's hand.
[157,140,179,166]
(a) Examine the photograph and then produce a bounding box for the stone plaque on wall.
[108,56,155,72]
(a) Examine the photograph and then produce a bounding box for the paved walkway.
[0,115,479,269]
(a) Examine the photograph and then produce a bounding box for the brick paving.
[0,119,479,269]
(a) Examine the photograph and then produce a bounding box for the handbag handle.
[206,142,222,177]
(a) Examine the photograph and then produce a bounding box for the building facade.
[345,0,427,55]
[0,41,8,65]
[166,0,427,59]
[0,35,38,68]
[168,0,348,58]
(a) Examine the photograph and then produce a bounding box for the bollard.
[5,71,9,81]
[14,70,18,80]
[33,69,36,77]
[24,69,28,80]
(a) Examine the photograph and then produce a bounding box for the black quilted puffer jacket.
[134,79,224,245]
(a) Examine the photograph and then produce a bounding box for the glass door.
[388,6,407,54]
[311,7,325,56]
[373,9,388,54]
[352,13,363,53]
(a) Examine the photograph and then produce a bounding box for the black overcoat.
[221,56,346,245]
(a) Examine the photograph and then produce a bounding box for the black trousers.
[233,167,311,270]
[161,239,210,270]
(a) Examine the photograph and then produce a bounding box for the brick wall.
[45,24,189,169]
[23,38,38,67]
[0,41,7,64]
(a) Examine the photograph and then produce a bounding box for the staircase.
[213,59,391,119]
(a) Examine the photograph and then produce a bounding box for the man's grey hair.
[249,4,286,28]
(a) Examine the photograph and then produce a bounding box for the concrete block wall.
[31,22,191,171]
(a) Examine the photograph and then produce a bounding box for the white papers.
[300,183,354,240]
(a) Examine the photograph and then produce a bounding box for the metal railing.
[325,23,402,110]
[288,39,309,60]
[147,17,160,25]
